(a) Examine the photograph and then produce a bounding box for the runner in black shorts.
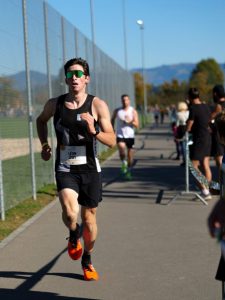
[56,172,102,208]
[116,137,135,149]
[36,57,116,281]
[111,94,139,179]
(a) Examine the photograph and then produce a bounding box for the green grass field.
[0,117,30,138]
[0,184,56,241]
[0,116,49,138]
[2,153,54,210]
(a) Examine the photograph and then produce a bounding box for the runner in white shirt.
[111,94,139,179]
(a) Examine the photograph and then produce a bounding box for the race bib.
[60,145,87,165]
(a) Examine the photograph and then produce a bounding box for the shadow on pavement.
[138,131,171,138]
[0,248,99,300]
[0,289,100,300]
[102,165,187,189]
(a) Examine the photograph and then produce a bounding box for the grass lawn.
[0,116,50,138]
[0,184,56,241]
[0,117,30,138]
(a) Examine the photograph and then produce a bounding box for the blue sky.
[48,0,225,70]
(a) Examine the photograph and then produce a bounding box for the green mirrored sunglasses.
[66,70,84,79]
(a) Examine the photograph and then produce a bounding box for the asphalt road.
[0,123,222,300]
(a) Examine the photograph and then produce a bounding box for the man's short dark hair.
[188,87,199,100]
[213,84,225,98]
[121,94,129,100]
[64,57,90,76]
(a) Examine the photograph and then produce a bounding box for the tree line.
[133,58,224,110]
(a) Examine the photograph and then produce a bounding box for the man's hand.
[208,199,225,238]
[41,144,52,161]
[80,112,96,135]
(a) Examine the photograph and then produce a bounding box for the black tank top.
[53,93,101,173]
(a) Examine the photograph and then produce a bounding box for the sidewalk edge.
[0,198,58,249]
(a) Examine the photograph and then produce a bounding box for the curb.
[0,198,57,249]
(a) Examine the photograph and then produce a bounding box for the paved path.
[0,123,222,300]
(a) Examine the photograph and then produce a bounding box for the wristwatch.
[93,128,100,136]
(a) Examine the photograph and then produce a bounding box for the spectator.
[210,84,225,181]
[186,87,212,200]
[153,104,160,127]
[160,107,165,124]
[176,101,189,166]
[171,121,180,160]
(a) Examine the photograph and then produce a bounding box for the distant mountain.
[132,63,195,86]
[8,70,48,90]
[132,63,225,86]
[7,63,225,91]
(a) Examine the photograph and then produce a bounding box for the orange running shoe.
[82,263,99,281]
[67,238,82,260]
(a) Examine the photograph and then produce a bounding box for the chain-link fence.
[0,0,136,219]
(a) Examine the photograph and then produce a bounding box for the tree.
[0,77,23,113]
[133,72,151,110]
[189,58,224,101]
[150,79,188,107]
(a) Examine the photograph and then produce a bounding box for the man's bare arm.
[132,109,139,128]
[92,98,116,147]
[111,109,118,129]
[36,98,56,160]
[208,199,225,237]
[36,98,56,145]
[211,103,222,121]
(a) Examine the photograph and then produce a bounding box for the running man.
[111,94,139,179]
[36,57,116,281]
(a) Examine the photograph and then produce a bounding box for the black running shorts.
[116,137,135,149]
[55,171,102,208]
[189,135,211,161]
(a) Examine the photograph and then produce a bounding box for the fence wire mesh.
[0,0,135,216]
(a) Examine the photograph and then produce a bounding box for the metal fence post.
[22,0,37,200]
[61,16,67,94]
[0,148,5,220]
[44,1,55,183]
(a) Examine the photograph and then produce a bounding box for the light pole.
[122,0,128,70]
[136,19,147,114]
